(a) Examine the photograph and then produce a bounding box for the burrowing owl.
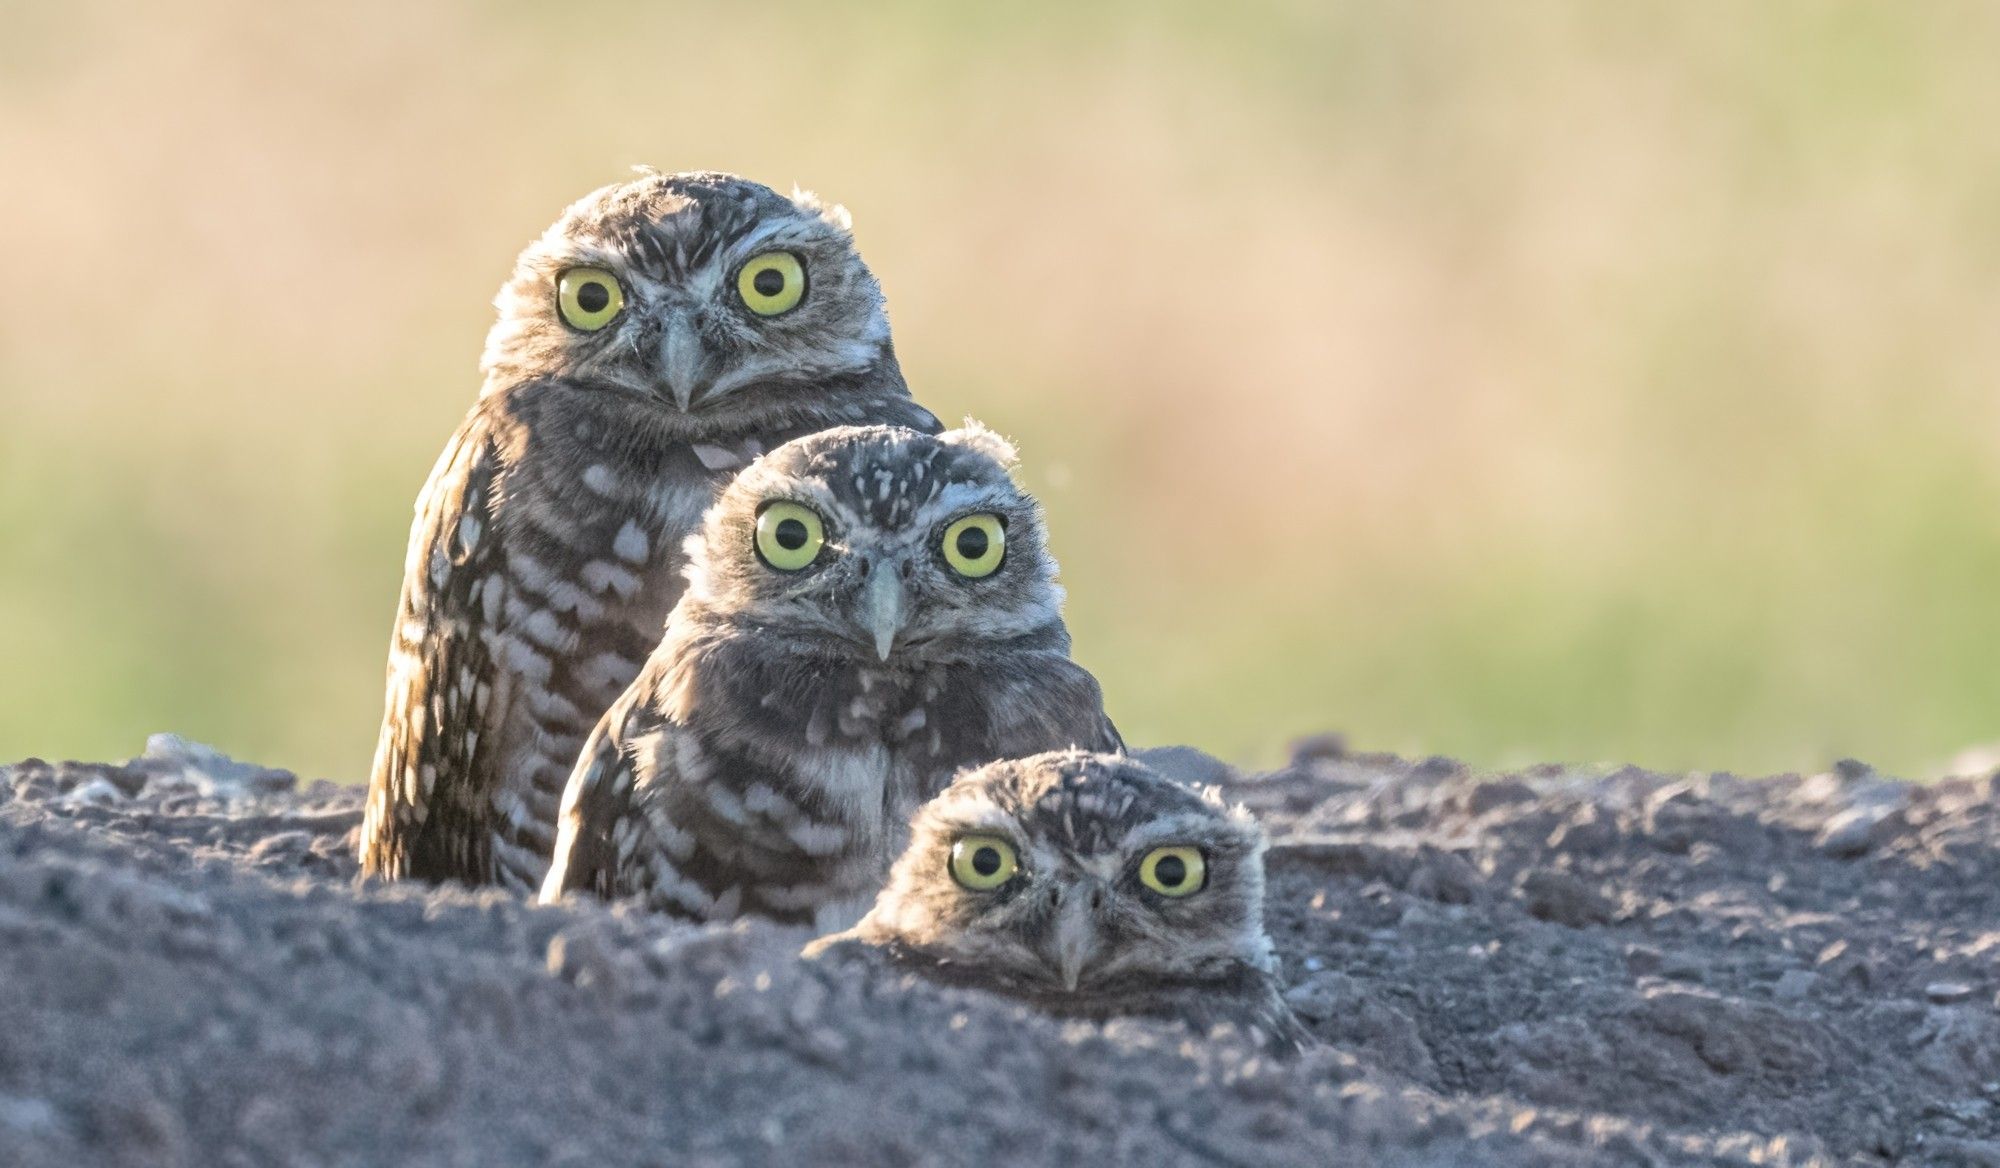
[538,423,1121,932]
[807,750,1306,1054]
[360,171,938,890]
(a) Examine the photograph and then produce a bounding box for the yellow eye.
[949,835,1019,891]
[737,251,806,316]
[557,267,625,331]
[753,501,826,571]
[941,513,1006,578]
[1138,846,1206,897]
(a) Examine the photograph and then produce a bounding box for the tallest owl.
[360,171,939,890]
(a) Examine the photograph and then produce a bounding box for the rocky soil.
[3,734,1998,1166]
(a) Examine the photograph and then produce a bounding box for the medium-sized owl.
[806,750,1306,1054]
[538,423,1121,933]
[359,170,938,892]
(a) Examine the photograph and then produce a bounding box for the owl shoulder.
[882,397,944,435]
[932,651,1122,763]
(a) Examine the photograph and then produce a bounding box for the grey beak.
[861,564,908,662]
[658,313,709,411]
[1050,885,1101,993]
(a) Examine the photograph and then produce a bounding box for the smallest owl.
[807,750,1307,1054]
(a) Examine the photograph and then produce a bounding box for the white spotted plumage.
[539,424,1122,928]
[358,170,939,890]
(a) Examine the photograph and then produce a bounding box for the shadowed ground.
[2,736,1997,1166]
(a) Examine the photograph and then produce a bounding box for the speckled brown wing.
[362,395,943,893]
[358,389,716,893]
[359,412,510,884]
[537,687,653,903]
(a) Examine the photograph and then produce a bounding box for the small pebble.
[0,1092,62,1137]
[1518,870,1614,928]
[1463,779,1537,817]
[1926,981,1976,1005]
[1623,945,1664,978]
[1774,970,1818,1002]
[1662,954,1708,983]
[1816,808,1887,858]
[248,832,312,863]
[1287,733,1347,765]
[1130,745,1234,786]
[59,778,125,808]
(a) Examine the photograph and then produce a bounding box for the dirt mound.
[2,735,1997,1166]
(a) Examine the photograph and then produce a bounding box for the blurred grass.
[4,0,1999,778]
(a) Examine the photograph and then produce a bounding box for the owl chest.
[798,661,965,766]
[782,744,918,852]
[642,736,914,917]
[770,747,935,918]
[788,669,962,831]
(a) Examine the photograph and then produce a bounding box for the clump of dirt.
[2,734,1997,1166]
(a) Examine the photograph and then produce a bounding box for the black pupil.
[954,526,989,561]
[752,267,786,297]
[970,846,1002,877]
[575,281,610,313]
[774,517,809,551]
[1155,854,1187,887]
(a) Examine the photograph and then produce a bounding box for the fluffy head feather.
[680,423,1067,666]
[480,170,895,432]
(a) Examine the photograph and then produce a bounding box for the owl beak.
[1050,886,1102,993]
[658,313,713,411]
[860,564,908,662]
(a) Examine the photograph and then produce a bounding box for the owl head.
[481,170,896,422]
[845,750,1276,997]
[680,422,1065,664]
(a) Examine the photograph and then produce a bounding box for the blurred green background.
[4,1,1999,780]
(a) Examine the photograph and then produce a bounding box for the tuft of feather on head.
[789,186,854,234]
[940,418,1019,468]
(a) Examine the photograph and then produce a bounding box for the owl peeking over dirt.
[808,750,1307,1054]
